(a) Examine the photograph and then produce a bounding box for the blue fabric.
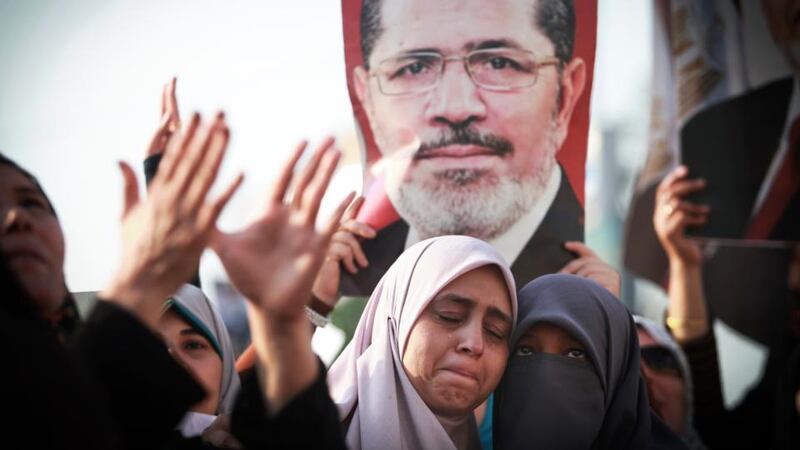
[479,393,494,450]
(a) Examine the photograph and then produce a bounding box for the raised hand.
[103,112,243,326]
[559,241,621,297]
[146,77,182,157]
[311,196,376,305]
[211,138,354,322]
[654,165,709,267]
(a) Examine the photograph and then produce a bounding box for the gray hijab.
[634,316,706,450]
[494,274,686,450]
[165,284,240,414]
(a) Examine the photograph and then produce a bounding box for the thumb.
[118,161,140,218]
[563,240,595,257]
[208,226,229,254]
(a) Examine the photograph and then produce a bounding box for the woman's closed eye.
[436,311,464,324]
[20,195,48,211]
[485,326,506,341]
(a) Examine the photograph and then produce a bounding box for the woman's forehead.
[0,165,38,190]
[0,165,54,211]
[518,321,580,344]
[432,265,512,310]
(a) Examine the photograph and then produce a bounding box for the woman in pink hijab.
[328,235,518,450]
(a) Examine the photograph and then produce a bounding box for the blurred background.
[0,0,762,407]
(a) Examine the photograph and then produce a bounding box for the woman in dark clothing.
[0,246,206,450]
[0,154,82,340]
[493,274,686,449]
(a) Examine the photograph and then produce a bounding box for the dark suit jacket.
[340,170,584,296]
[681,77,800,240]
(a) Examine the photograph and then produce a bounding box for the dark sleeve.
[144,153,164,186]
[231,360,346,450]
[682,331,773,449]
[682,332,725,420]
[69,299,206,450]
[143,153,201,288]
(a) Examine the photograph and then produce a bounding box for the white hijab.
[327,236,517,450]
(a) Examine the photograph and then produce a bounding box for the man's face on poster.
[354,0,585,240]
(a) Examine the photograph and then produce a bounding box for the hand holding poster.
[339,0,597,296]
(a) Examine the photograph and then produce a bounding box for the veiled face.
[513,322,588,361]
[402,265,513,417]
[0,165,66,317]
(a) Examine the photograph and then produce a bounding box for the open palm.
[212,138,353,321]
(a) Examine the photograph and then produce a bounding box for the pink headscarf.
[327,235,518,450]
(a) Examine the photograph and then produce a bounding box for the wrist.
[666,315,709,342]
[668,255,702,272]
[247,303,310,341]
[100,280,163,327]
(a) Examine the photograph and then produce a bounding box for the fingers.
[340,218,376,240]
[161,81,168,117]
[208,226,229,255]
[658,199,710,225]
[343,196,365,222]
[559,255,591,274]
[321,191,356,239]
[291,136,335,209]
[299,148,341,225]
[655,166,709,234]
[269,140,308,205]
[173,113,225,197]
[674,200,710,215]
[334,228,369,268]
[667,178,706,198]
[146,114,173,157]
[151,77,179,157]
[666,209,708,231]
[321,192,368,274]
[185,116,231,209]
[560,256,620,294]
[166,77,180,132]
[657,167,706,201]
[329,241,359,274]
[657,165,689,195]
[201,172,245,232]
[156,112,200,183]
[563,241,596,258]
[118,161,140,218]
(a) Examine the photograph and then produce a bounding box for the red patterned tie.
[745,116,800,240]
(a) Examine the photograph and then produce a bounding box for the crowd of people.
[3,0,800,446]
[3,76,798,450]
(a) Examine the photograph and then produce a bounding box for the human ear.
[354,66,370,108]
[553,57,586,148]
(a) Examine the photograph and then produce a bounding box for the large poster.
[339,0,597,296]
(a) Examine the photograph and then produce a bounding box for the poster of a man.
[339,0,596,295]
